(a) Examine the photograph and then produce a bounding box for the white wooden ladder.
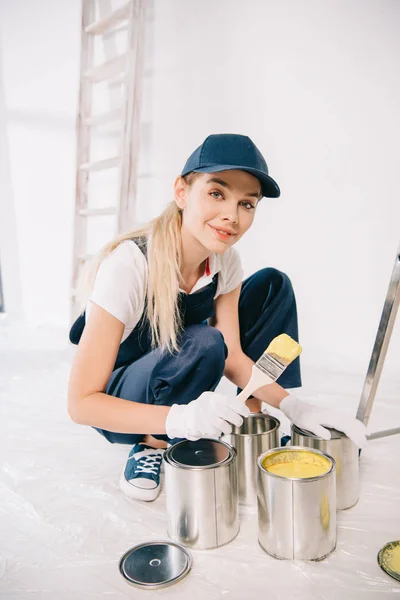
[71,0,147,318]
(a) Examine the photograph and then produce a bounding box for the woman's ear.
[173,176,187,210]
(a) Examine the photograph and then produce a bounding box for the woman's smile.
[207,223,237,242]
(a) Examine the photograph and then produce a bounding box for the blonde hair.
[76,173,199,354]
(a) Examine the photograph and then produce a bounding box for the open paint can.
[291,424,359,510]
[225,413,280,505]
[257,446,336,560]
[377,540,400,582]
[164,438,239,549]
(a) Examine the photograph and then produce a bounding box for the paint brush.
[236,333,302,403]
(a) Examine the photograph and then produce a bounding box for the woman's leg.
[238,268,302,399]
[96,323,227,445]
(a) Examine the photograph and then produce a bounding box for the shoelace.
[129,448,164,476]
[136,454,163,475]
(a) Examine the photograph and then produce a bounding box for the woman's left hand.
[279,394,368,448]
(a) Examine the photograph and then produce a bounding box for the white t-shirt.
[87,240,244,343]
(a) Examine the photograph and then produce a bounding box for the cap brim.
[189,164,280,198]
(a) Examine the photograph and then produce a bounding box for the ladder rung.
[107,67,154,88]
[103,24,128,39]
[78,207,117,217]
[77,253,94,262]
[83,108,123,127]
[85,2,130,35]
[84,55,126,83]
[108,73,124,88]
[79,157,119,172]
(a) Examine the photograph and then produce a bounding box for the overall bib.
[69,239,301,445]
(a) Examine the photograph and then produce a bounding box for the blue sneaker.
[119,443,164,502]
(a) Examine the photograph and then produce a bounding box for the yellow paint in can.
[378,541,400,582]
[262,449,331,479]
[390,546,400,572]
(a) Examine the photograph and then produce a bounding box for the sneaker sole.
[119,471,161,502]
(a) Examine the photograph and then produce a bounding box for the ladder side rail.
[71,0,96,319]
[85,2,130,35]
[98,0,125,110]
[118,0,146,233]
[356,243,400,425]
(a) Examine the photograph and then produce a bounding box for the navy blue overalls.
[69,238,302,445]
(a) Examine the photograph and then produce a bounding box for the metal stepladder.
[357,242,400,440]
[71,0,147,319]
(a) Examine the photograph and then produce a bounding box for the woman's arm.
[211,284,289,409]
[225,352,289,408]
[68,303,170,434]
[212,285,367,447]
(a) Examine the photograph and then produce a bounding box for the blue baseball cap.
[181,133,280,198]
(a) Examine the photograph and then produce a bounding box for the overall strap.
[69,237,148,346]
[134,236,148,257]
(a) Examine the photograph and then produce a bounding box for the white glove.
[279,394,368,448]
[165,391,251,441]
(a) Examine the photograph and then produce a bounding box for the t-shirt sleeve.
[217,247,244,296]
[87,240,147,327]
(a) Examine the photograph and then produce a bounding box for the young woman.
[68,133,367,502]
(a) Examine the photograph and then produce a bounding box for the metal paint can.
[225,413,280,505]
[164,439,239,549]
[257,446,336,561]
[291,424,359,510]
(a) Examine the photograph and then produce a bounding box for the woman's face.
[174,169,262,254]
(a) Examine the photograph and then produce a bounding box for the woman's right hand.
[279,394,368,448]
[165,391,250,441]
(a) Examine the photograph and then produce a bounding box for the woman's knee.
[150,324,226,406]
[254,267,293,290]
[248,268,295,304]
[182,324,227,372]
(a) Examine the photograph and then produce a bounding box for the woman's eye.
[209,192,255,209]
[241,201,256,210]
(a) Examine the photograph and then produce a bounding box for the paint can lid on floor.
[119,541,192,589]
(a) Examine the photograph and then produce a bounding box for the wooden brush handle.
[236,365,274,403]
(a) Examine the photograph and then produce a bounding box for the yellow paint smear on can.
[262,449,331,479]
[320,495,330,530]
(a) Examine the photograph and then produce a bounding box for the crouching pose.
[68,133,367,502]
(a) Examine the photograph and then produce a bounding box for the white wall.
[0,0,81,325]
[0,0,399,376]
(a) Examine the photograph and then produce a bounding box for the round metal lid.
[292,424,344,440]
[119,541,192,589]
[168,439,232,468]
[377,540,400,582]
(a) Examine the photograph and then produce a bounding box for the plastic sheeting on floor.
[1,320,399,599]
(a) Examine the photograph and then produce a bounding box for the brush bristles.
[264,333,302,367]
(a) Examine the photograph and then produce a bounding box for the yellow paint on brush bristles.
[265,333,302,366]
